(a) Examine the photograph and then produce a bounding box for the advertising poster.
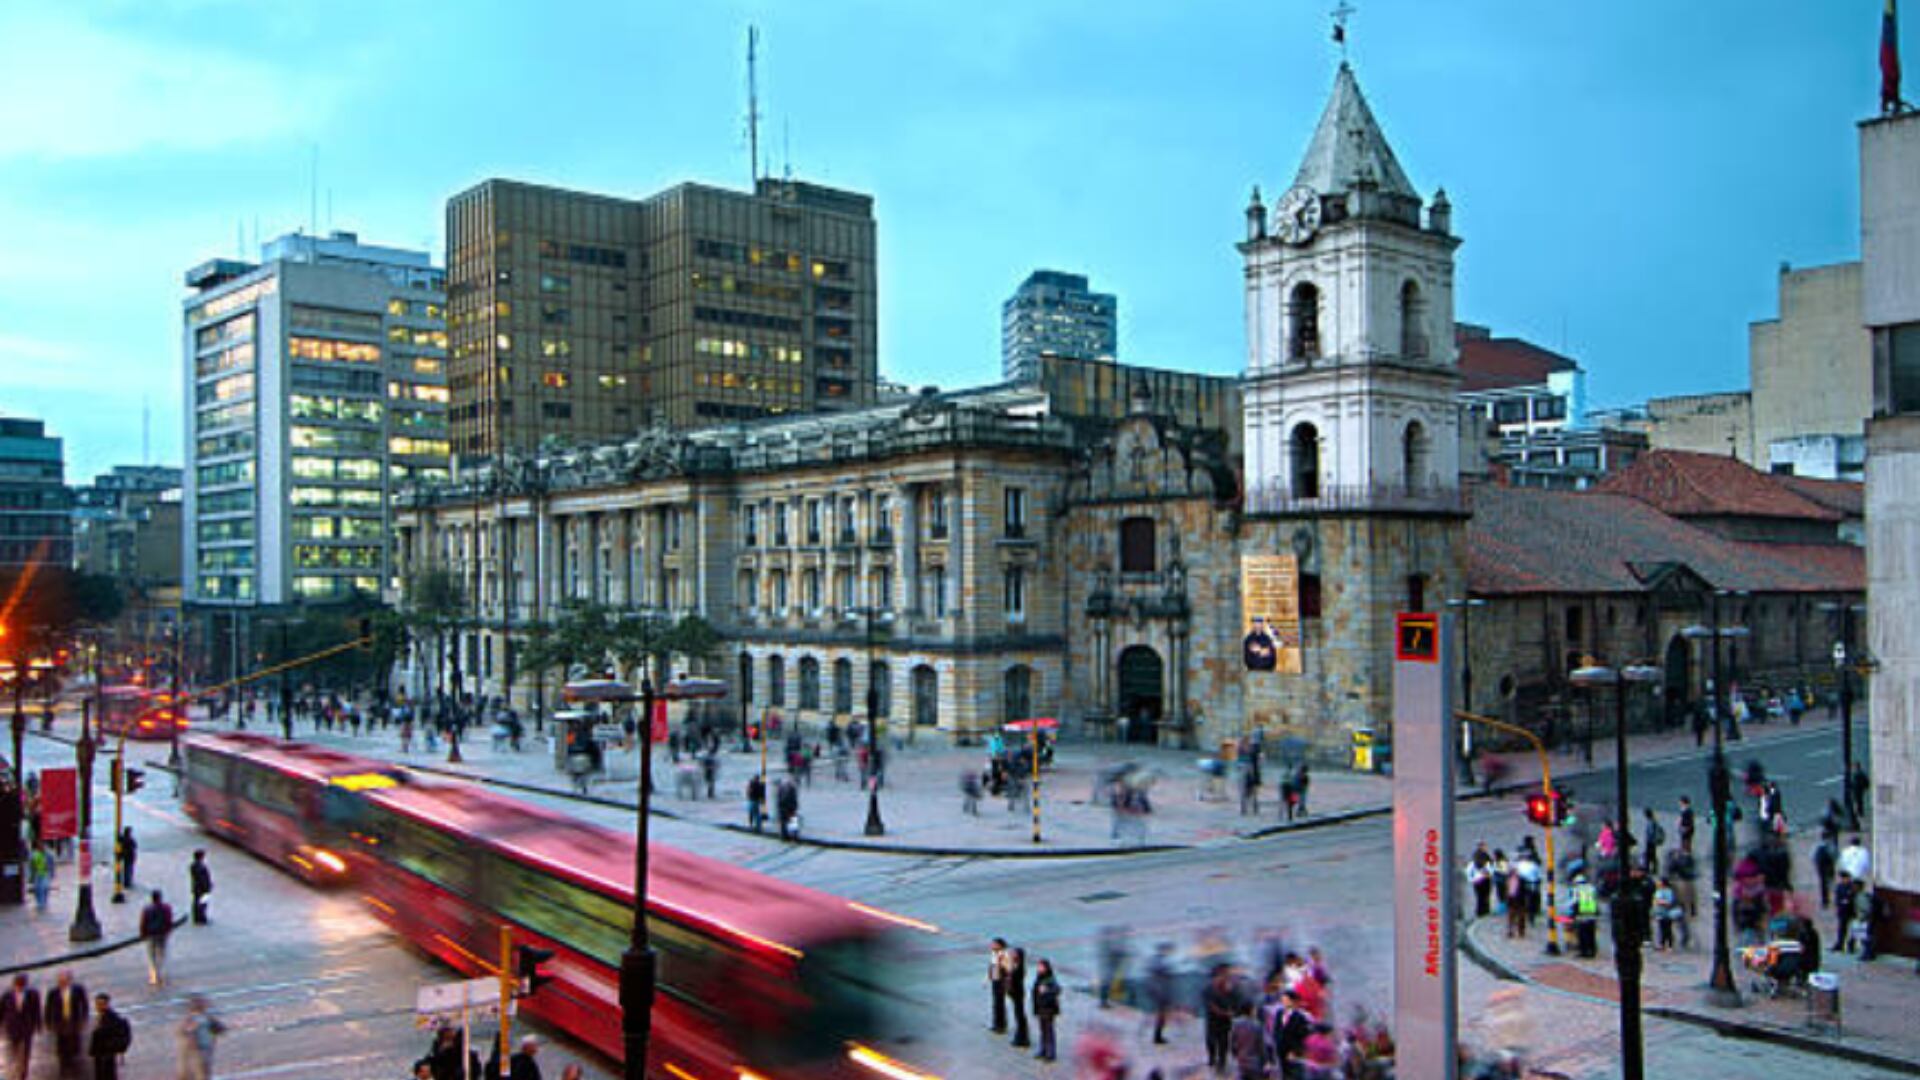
[1240,554,1303,674]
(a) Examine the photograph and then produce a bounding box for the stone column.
[900,484,920,615]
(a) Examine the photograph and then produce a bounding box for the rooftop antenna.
[746,25,762,184]
[1331,1,1355,63]
[783,117,793,181]
[309,144,319,238]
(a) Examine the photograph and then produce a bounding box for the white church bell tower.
[1241,62,1461,509]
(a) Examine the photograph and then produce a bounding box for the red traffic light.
[1525,791,1571,828]
[515,943,557,996]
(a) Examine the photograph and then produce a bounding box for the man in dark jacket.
[775,778,800,841]
[114,828,136,891]
[139,890,175,985]
[85,994,129,1080]
[1269,989,1313,1079]
[986,938,1009,1033]
[0,973,42,1079]
[43,970,87,1079]
[189,850,213,925]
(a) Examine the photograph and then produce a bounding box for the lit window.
[597,374,628,389]
[543,371,570,389]
[497,334,513,352]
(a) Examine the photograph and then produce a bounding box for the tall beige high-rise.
[446,177,877,458]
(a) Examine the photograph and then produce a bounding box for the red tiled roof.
[1457,335,1578,393]
[1776,474,1865,518]
[1595,450,1841,522]
[1468,485,1863,596]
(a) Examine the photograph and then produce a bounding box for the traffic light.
[109,758,123,796]
[124,768,145,795]
[514,943,556,996]
[1524,791,1572,828]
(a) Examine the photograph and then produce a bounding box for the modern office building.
[181,230,449,611]
[1001,270,1118,382]
[445,177,878,459]
[0,416,72,570]
[1862,105,1920,951]
[72,465,182,580]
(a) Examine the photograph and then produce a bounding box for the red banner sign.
[39,767,77,841]
[649,700,669,744]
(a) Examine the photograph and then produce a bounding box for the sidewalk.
[152,705,1855,856]
[1466,879,1920,1075]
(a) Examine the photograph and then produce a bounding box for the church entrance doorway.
[1117,645,1164,743]
[1663,634,1691,729]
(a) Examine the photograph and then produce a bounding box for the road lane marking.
[219,1051,394,1077]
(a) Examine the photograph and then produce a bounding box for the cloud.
[0,10,338,159]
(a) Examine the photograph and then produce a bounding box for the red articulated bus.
[180,733,937,1079]
[99,685,189,742]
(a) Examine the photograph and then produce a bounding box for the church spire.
[1291,63,1418,201]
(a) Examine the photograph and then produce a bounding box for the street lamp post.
[1817,601,1867,829]
[68,637,102,942]
[851,605,893,837]
[1684,592,1748,1008]
[564,674,724,1080]
[1569,659,1662,1080]
[1445,597,1487,785]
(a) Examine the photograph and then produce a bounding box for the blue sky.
[0,1,1887,480]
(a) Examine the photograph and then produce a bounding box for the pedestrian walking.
[1814,837,1838,908]
[1641,808,1665,875]
[960,770,982,816]
[1292,762,1311,816]
[701,751,719,800]
[1095,925,1131,1009]
[1849,761,1870,822]
[0,974,42,1080]
[1652,878,1680,951]
[1238,759,1260,817]
[1007,947,1031,1049]
[509,1035,543,1079]
[1569,875,1600,959]
[1677,795,1696,852]
[987,938,1010,1034]
[114,828,136,891]
[746,773,767,832]
[28,845,52,914]
[1835,871,1860,953]
[43,971,86,1080]
[1203,964,1238,1073]
[1270,989,1313,1080]
[1839,835,1872,883]
[1466,843,1493,919]
[775,777,800,841]
[86,995,129,1080]
[1228,1003,1264,1080]
[175,995,225,1080]
[139,890,175,986]
[1032,958,1061,1062]
[189,850,213,925]
[1144,944,1174,1045]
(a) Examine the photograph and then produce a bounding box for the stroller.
[1739,938,1809,997]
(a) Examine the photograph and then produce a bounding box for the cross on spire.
[1331,1,1356,60]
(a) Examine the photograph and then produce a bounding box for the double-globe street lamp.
[563,673,726,1080]
[1682,589,1750,1008]
[1568,658,1662,1080]
[845,604,895,837]
[68,632,106,942]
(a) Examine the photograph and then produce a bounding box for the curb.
[1645,1004,1920,1077]
[0,914,188,979]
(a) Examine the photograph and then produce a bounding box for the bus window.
[389,815,475,897]
[184,749,228,792]
[489,857,629,967]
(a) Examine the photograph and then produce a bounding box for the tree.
[614,612,721,685]
[401,569,466,703]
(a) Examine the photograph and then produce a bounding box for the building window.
[805,500,822,545]
[1119,517,1156,574]
[804,569,820,611]
[928,491,949,539]
[874,567,893,609]
[744,504,759,547]
[912,665,938,727]
[873,493,893,543]
[1004,567,1026,620]
[1400,279,1426,360]
[1406,574,1427,614]
[1291,423,1321,499]
[1289,281,1321,361]
[833,658,853,714]
[1300,573,1324,620]
[1004,665,1033,724]
[1403,420,1430,491]
[774,503,790,546]
[1564,605,1584,645]
[799,657,821,710]
[838,498,857,543]
[870,660,891,717]
[929,567,948,617]
[1004,487,1028,539]
[666,508,682,550]
[837,570,854,610]
[769,655,786,706]
[772,570,788,613]
[739,569,758,612]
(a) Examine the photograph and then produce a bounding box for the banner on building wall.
[1240,554,1303,674]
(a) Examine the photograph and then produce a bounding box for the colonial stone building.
[393,64,1863,764]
